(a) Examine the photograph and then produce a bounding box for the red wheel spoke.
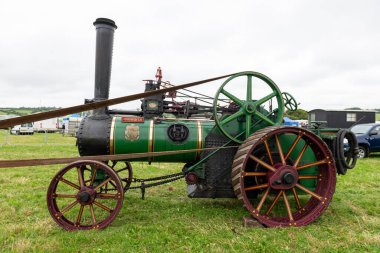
[93,201,113,213]
[296,183,322,201]
[242,172,267,177]
[293,143,308,168]
[284,133,303,160]
[53,194,77,198]
[263,139,274,166]
[265,190,283,215]
[249,155,276,172]
[256,187,270,212]
[61,200,79,214]
[291,187,302,210]
[275,134,285,165]
[60,178,80,190]
[282,191,294,221]
[220,110,244,126]
[77,166,85,188]
[244,183,269,191]
[97,193,118,199]
[298,175,318,179]
[94,177,112,192]
[221,89,244,107]
[296,159,327,170]
[76,205,84,225]
[89,168,97,186]
[89,204,97,225]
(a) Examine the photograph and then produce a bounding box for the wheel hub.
[269,164,298,190]
[77,188,96,205]
[79,192,90,202]
[283,172,296,185]
[244,103,256,114]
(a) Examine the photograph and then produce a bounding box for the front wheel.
[47,160,124,230]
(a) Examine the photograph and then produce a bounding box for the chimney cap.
[93,18,117,29]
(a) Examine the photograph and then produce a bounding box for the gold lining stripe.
[109,117,116,155]
[148,119,154,162]
[196,121,203,160]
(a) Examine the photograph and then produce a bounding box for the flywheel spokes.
[47,160,124,230]
[232,126,336,227]
[213,72,284,144]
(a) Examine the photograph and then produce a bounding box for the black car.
[350,123,380,158]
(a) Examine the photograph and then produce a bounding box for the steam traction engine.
[19,18,357,230]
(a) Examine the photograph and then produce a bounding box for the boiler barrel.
[110,117,214,163]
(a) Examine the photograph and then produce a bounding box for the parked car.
[350,123,380,158]
[10,123,34,135]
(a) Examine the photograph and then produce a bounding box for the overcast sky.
[0,0,379,111]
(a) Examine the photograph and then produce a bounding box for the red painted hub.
[76,187,96,205]
[269,164,298,190]
[185,172,199,185]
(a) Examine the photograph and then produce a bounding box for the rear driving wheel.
[232,126,336,227]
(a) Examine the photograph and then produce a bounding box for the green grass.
[0,132,379,252]
[376,113,380,121]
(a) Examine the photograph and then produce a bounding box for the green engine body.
[111,116,214,163]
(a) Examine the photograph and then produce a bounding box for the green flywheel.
[213,71,284,144]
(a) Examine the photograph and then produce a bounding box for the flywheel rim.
[213,71,284,144]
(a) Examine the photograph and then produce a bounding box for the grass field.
[0,131,379,252]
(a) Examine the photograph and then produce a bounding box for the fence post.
[5,128,9,145]
[44,130,48,144]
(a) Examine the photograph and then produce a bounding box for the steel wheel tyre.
[47,160,124,230]
[232,126,336,227]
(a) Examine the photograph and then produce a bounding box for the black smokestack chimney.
[92,18,117,116]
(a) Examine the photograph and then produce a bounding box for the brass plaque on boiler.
[125,124,140,141]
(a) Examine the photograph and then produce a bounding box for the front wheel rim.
[47,160,124,230]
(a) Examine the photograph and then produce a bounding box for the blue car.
[350,123,380,158]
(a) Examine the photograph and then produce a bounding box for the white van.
[34,118,59,133]
[10,123,34,135]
